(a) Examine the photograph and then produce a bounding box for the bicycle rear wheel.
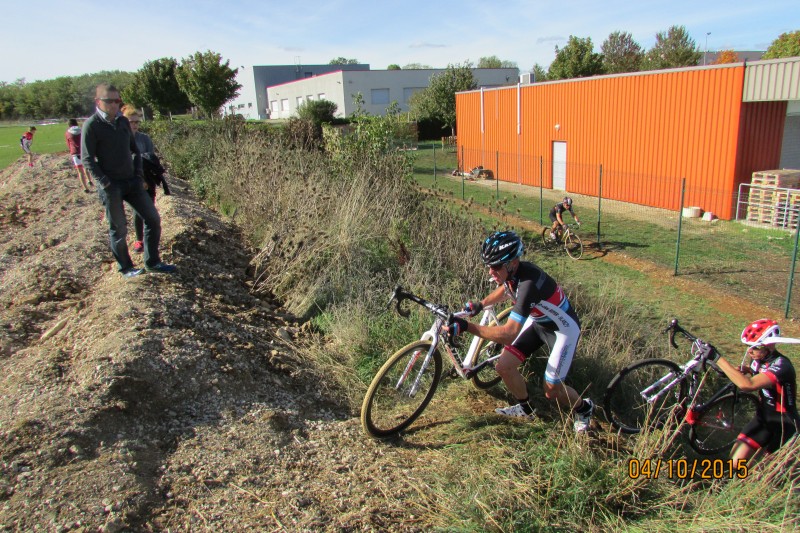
[470,308,510,390]
[361,340,442,438]
[564,231,583,260]
[688,392,759,455]
[604,359,687,434]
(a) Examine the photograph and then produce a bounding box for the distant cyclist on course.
[548,196,581,240]
[446,230,595,433]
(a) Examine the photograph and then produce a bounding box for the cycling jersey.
[737,350,800,452]
[549,203,575,223]
[501,261,581,384]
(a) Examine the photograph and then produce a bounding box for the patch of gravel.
[0,155,423,532]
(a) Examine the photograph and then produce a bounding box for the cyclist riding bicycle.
[707,319,800,464]
[447,230,595,432]
[548,197,581,240]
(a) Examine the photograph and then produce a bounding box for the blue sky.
[2,0,797,83]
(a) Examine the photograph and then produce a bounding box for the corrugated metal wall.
[456,65,787,219]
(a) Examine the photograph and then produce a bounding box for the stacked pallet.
[746,170,800,228]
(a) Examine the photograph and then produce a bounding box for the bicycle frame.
[643,319,747,423]
[388,286,504,385]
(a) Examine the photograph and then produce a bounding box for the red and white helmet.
[741,319,781,346]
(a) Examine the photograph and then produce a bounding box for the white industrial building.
[225,63,370,120]
[267,68,518,119]
[226,65,518,120]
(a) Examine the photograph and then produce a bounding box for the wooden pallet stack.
[746,170,800,229]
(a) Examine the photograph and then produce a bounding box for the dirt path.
[0,155,425,531]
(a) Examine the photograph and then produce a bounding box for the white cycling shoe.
[495,403,537,420]
[573,398,595,433]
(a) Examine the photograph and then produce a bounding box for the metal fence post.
[539,156,544,225]
[674,178,686,276]
[432,143,437,187]
[496,151,499,200]
[784,212,800,318]
[597,164,603,249]
[461,146,465,200]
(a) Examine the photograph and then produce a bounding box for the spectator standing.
[121,106,158,253]
[20,126,36,167]
[81,83,176,277]
[65,119,93,192]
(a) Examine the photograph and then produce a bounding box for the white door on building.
[552,141,567,190]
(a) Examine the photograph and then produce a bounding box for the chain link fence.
[415,143,800,317]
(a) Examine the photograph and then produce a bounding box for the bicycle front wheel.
[564,231,583,260]
[688,392,759,455]
[604,359,687,434]
[470,308,510,390]
[541,227,557,248]
[360,340,443,438]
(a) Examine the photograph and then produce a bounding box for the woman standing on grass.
[121,105,158,254]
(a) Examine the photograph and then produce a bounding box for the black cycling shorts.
[737,414,799,453]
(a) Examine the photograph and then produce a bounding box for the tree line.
[0,50,241,121]
[532,27,800,81]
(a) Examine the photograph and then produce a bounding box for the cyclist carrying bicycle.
[548,197,581,240]
[447,230,595,432]
[706,319,799,464]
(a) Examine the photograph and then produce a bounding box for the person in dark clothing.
[81,83,175,277]
[121,106,170,253]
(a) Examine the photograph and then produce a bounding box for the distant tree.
[601,31,644,73]
[402,63,433,69]
[124,57,191,116]
[329,57,360,65]
[478,55,518,68]
[531,63,549,82]
[176,50,241,119]
[712,50,741,64]
[387,64,401,70]
[642,25,702,70]
[409,62,476,135]
[548,36,605,80]
[763,30,800,59]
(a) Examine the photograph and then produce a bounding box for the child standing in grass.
[20,126,36,167]
[65,119,93,192]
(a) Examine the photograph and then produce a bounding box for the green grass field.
[0,121,71,170]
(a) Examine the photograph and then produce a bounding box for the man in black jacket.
[81,83,175,277]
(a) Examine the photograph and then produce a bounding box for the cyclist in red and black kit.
[447,230,595,432]
[548,197,581,240]
[711,319,800,464]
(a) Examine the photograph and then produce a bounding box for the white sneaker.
[549,232,557,240]
[495,403,536,420]
[573,398,595,433]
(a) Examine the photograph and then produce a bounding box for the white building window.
[270,100,278,112]
[306,95,313,101]
[403,87,425,103]
[296,96,303,107]
[371,88,390,105]
[318,93,326,100]
[280,99,289,111]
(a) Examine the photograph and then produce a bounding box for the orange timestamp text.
[627,458,748,480]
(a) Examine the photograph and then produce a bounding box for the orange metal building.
[455,61,797,220]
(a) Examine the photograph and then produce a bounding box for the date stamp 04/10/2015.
[627,458,749,480]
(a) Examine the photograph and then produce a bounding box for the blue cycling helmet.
[481,231,524,266]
